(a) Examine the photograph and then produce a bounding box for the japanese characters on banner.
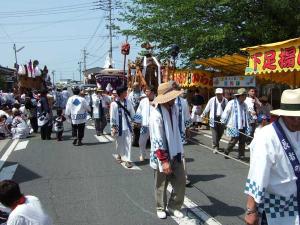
[245,43,300,75]
[213,76,256,88]
[173,70,213,88]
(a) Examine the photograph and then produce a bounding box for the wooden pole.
[123,54,127,86]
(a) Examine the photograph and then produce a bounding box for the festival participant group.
[0,82,299,225]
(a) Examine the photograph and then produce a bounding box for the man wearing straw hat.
[149,82,186,219]
[221,88,251,159]
[244,88,300,225]
[92,87,110,136]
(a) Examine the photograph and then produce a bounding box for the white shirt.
[7,195,52,225]
[201,96,228,127]
[65,95,90,124]
[110,99,135,134]
[134,97,151,127]
[245,96,261,122]
[92,94,111,119]
[245,118,300,225]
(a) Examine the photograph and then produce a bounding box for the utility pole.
[51,70,55,84]
[93,0,118,68]
[13,43,25,68]
[108,0,113,67]
[78,61,82,83]
[83,48,87,72]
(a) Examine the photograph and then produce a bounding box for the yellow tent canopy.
[194,54,247,75]
[241,37,300,87]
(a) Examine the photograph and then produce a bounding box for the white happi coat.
[92,94,110,119]
[65,95,90,124]
[201,96,228,127]
[245,96,261,123]
[128,90,144,110]
[61,90,70,108]
[245,118,300,225]
[191,106,202,123]
[134,97,151,134]
[149,104,184,172]
[175,97,192,143]
[11,116,30,139]
[220,98,251,137]
[110,99,135,136]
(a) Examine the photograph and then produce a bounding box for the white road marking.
[188,138,249,166]
[14,140,29,151]
[167,185,223,225]
[112,154,141,170]
[86,125,95,130]
[191,130,239,148]
[0,139,10,154]
[203,134,229,144]
[0,139,19,170]
[103,135,114,142]
[0,164,18,180]
[94,135,110,143]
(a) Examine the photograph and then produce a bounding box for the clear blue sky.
[0,0,140,82]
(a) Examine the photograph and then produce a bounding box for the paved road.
[0,122,250,225]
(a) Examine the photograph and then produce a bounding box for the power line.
[0,2,95,15]
[87,50,108,67]
[88,36,110,56]
[0,16,102,26]
[84,19,105,49]
[0,8,93,19]
[14,34,109,40]
[0,35,110,44]
[0,12,99,39]
[0,25,14,42]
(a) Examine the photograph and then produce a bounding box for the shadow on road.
[3,161,41,183]
[189,174,225,185]
[134,160,149,167]
[83,142,105,146]
[185,157,195,163]
[200,195,245,217]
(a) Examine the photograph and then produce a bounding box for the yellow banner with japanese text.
[173,70,213,88]
[245,39,300,75]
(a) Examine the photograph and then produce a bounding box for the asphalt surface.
[0,122,251,225]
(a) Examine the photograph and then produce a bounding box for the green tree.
[119,0,300,66]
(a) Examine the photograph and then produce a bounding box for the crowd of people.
[0,82,299,225]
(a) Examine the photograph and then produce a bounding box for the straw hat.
[271,88,300,117]
[234,88,247,96]
[153,82,183,104]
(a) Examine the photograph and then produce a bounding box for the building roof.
[83,67,104,76]
[0,66,16,76]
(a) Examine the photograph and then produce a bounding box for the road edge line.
[0,139,19,170]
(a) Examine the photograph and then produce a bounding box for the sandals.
[116,155,122,163]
